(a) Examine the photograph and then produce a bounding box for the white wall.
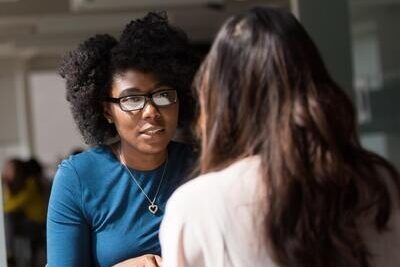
[28,71,85,175]
[0,72,18,144]
[0,59,31,168]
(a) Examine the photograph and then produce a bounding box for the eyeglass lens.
[120,90,177,111]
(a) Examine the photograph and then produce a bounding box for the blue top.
[47,141,194,267]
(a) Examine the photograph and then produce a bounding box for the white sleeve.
[160,189,206,267]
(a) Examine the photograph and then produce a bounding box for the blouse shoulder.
[166,156,261,219]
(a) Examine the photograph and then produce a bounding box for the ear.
[103,102,114,124]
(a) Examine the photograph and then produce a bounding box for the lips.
[139,125,165,135]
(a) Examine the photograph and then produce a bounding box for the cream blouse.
[160,157,400,267]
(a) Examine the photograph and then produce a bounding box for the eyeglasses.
[104,89,178,112]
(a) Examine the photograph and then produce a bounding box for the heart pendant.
[148,204,158,214]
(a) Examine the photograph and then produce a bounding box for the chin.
[136,130,174,154]
[137,139,170,155]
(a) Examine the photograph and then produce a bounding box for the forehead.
[111,69,161,95]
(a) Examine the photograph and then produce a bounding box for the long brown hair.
[194,6,400,267]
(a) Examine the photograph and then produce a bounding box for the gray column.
[376,6,400,85]
[290,0,353,96]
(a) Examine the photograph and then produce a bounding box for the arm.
[112,254,162,267]
[47,161,92,267]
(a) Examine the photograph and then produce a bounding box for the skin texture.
[112,254,162,267]
[104,69,179,170]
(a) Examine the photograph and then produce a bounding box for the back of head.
[2,158,28,194]
[25,158,43,178]
[195,6,400,267]
[195,6,344,169]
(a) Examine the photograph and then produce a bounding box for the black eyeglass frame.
[104,89,178,112]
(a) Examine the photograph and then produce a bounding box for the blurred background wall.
[0,0,399,266]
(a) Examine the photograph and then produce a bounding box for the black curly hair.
[59,11,199,145]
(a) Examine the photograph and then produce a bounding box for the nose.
[141,98,161,119]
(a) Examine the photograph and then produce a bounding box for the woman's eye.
[127,97,143,103]
[156,92,171,99]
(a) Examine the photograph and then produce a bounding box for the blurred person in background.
[2,158,26,266]
[160,6,400,267]
[47,11,198,267]
[25,157,51,203]
[24,158,48,267]
[2,158,46,267]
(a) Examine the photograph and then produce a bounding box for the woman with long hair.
[160,6,400,267]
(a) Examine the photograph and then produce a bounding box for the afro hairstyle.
[59,11,199,145]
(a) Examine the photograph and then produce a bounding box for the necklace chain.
[119,147,168,212]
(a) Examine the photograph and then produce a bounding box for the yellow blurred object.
[3,177,46,224]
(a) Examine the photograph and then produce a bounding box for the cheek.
[111,108,140,131]
[159,105,179,133]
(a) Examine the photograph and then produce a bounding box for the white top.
[160,157,400,267]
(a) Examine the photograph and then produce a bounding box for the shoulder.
[59,145,115,175]
[67,145,114,167]
[178,156,260,194]
[50,147,113,210]
[166,156,261,218]
[53,146,114,187]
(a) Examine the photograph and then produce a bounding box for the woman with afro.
[47,11,198,267]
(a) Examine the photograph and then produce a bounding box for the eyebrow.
[118,84,172,97]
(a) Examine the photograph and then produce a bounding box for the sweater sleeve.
[46,160,92,267]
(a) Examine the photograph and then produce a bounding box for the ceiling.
[0,0,288,59]
[0,0,399,60]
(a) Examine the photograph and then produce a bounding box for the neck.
[117,141,167,171]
